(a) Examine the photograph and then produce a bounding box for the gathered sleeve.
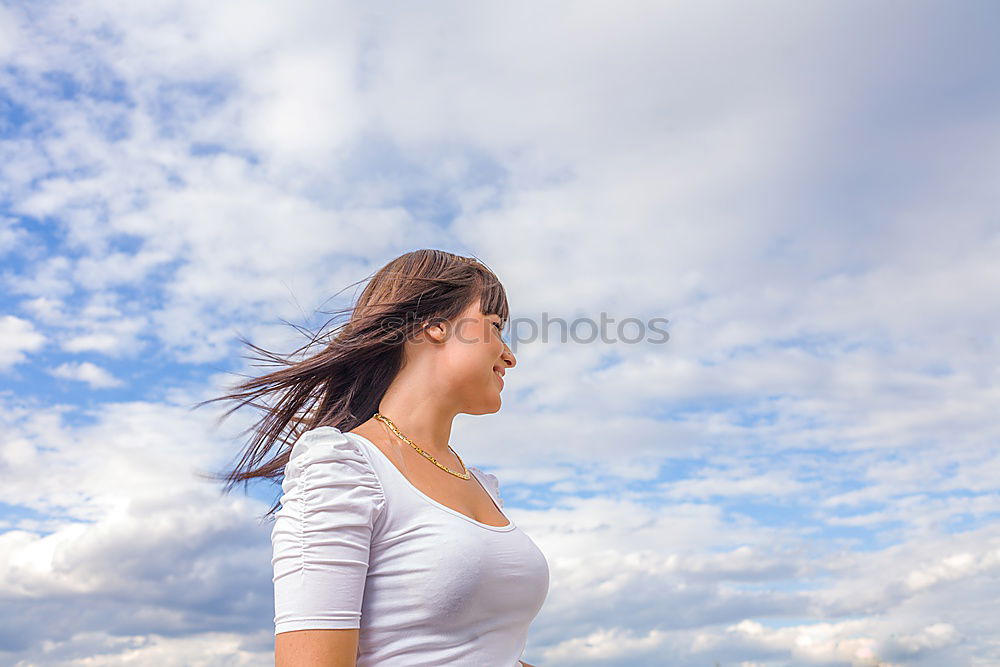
[271,428,386,634]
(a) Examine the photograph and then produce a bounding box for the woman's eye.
[493,322,503,331]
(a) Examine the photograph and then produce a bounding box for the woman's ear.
[418,316,451,345]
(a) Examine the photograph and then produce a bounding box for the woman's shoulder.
[468,465,504,508]
[287,425,367,466]
[284,427,386,506]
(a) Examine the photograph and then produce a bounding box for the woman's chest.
[349,429,510,527]
[365,519,550,623]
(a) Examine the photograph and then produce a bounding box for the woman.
[203,249,549,666]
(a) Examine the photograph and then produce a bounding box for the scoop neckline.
[338,429,516,532]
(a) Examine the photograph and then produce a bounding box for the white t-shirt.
[271,425,550,666]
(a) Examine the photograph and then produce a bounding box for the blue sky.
[2,1,1000,665]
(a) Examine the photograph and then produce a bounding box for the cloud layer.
[1,1,999,665]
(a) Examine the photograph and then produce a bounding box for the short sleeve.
[473,467,504,509]
[271,427,386,634]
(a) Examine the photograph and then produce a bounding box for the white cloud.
[0,216,29,256]
[0,315,46,370]
[48,361,124,388]
[0,5,20,61]
[20,296,69,325]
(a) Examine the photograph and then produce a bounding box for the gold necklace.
[373,412,471,480]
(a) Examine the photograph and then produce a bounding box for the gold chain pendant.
[373,412,471,480]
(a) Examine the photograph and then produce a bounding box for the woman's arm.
[275,628,358,666]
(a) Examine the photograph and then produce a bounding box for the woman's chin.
[466,393,502,415]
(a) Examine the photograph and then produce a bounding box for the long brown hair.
[194,249,510,521]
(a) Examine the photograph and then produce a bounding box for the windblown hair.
[194,249,509,521]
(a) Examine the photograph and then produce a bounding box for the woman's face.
[439,299,516,414]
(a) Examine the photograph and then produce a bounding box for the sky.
[1,1,999,665]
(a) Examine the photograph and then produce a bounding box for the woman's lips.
[494,370,504,389]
